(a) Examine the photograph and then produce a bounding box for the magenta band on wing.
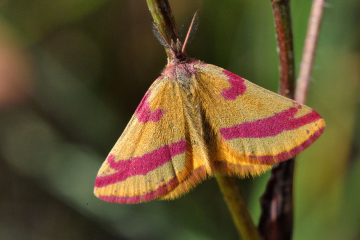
[221,70,247,100]
[253,126,325,164]
[135,92,164,123]
[98,177,178,204]
[94,139,186,188]
[220,106,322,140]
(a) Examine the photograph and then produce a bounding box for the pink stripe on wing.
[253,126,325,164]
[220,106,322,140]
[221,70,247,100]
[135,92,164,123]
[98,178,178,204]
[94,139,186,187]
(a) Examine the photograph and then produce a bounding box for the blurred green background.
[0,0,359,239]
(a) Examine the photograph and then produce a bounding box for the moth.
[94,12,325,204]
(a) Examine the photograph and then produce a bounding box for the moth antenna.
[179,22,185,40]
[181,10,199,54]
[152,23,175,53]
[152,23,170,49]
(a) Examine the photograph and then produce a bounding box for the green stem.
[146,0,180,59]
[146,1,260,239]
[215,175,262,240]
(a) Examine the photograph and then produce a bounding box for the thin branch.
[258,0,296,239]
[273,0,295,99]
[259,0,325,239]
[259,160,295,240]
[215,175,262,240]
[295,0,325,104]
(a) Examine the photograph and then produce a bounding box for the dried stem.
[258,0,296,239]
[259,160,295,240]
[259,0,325,239]
[272,0,295,99]
[295,0,325,104]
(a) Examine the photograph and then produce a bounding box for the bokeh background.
[0,0,359,239]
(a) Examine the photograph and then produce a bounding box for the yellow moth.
[94,12,325,204]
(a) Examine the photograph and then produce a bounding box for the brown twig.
[272,0,295,99]
[259,160,295,240]
[295,0,325,104]
[259,0,325,239]
[258,0,296,239]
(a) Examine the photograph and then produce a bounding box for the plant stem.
[215,175,262,240]
[272,0,295,99]
[259,0,325,238]
[258,1,295,239]
[295,0,325,104]
[146,1,260,239]
[259,160,295,240]
[146,0,180,59]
